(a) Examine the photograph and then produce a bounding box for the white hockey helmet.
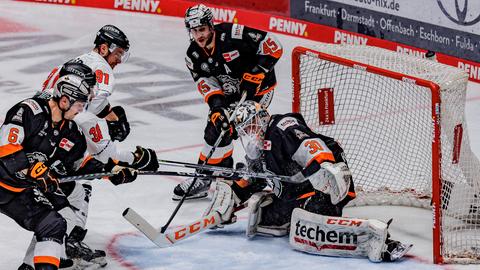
[53,74,93,107]
[234,101,270,159]
[184,4,214,30]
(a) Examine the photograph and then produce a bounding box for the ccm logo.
[243,73,264,83]
[326,218,362,226]
[174,215,217,240]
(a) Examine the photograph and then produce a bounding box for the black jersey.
[0,98,87,190]
[185,23,282,108]
[262,113,350,200]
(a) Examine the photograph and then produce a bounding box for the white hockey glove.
[203,181,241,228]
[308,162,352,205]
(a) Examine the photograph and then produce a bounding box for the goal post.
[291,44,480,264]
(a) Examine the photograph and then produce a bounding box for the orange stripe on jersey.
[42,67,59,90]
[256,84,276,96]
[297,191,316,200]
[306,152,335,167]
[34,256,60,267]
[235,179,250,188]
[204,90,224,103]
[80,155,93,168]
[0,143,23,158]
[347,191,356,199]
[0,181,26,193]
[199,149,233,165]
[270,48,283,59]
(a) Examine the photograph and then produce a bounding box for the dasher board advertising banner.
[291,0,480,63]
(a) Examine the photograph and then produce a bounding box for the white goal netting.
[292,44,480,264]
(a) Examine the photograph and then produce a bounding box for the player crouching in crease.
[203,101,412,262]
[15,62,159,270]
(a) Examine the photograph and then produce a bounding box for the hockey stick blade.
[122,208,174,247]
[123,208,222,248]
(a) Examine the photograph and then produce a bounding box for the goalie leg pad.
[289,208,392,262]
[247,192,291,238]
[246,192,273,238]
[203,181,240,226]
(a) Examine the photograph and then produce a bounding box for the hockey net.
[292,44,480,264]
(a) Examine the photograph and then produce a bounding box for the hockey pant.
[22,181,92,266]
[0,187,65,269]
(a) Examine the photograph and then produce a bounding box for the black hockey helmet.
[59,60,97,89]
[184,4,214,30]
[94,25,130,51]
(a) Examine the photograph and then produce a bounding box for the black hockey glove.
[27,162,59,193]
[109,167,138,185]
[239,66,265,100]
[131,146,159,171]
[209,107,237,139]
[107,106,130,142]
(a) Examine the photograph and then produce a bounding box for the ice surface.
[1,1,479,269]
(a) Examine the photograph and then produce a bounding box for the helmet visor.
[109,44,130,63]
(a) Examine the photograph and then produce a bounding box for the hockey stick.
[58,170,226,183]
[160,92,248,233]
[123,204,246,248]
[158,158,294,183]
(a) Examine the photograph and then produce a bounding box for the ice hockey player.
[17,60,158,269]
[203,101,413,262]
[37,24,158,269]
[173,4,283,200]
[0,73,138,270]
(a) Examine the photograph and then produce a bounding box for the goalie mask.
[234,101,270,159]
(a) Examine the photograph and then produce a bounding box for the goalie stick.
[123,205,246,248]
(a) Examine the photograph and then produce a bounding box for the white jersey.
[41,51,134,165]
[73,112,134,164]
[42,51,115,116]
[76,51,115,115]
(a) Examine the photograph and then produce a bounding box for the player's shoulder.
[270,113,306,131]
[76,51,112,74]
[186,44,202,63]
[18,98,49,117]
[216,22,245,40]
[6,98,49,128]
